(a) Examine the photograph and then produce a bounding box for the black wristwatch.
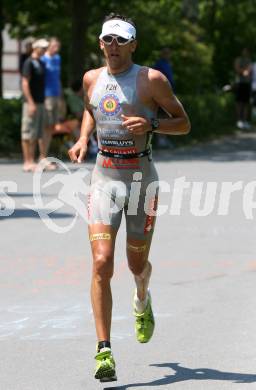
[150,118,159,132]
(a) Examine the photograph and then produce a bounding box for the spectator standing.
[153,47,175,148]
[251,60,256,121]
[65,80,98,156]
[234,48,252,129]
[19,40,33,74]
[21,38,49,172]
[154,47,175,91]
[41,37,62,168]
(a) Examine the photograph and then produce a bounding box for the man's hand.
[121,114,151,135]
[68,136,88,163]
[28,102,37,117]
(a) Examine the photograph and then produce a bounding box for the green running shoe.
[134,291,155,343]
[94,348,117,382]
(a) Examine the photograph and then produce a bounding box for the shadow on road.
[104,362,256,389]
[6,192,35,198]
[0,208,74,220]
[154,131,256,162]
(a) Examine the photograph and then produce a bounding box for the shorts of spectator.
[234,82,251,104]
[44,96,61,128]
[21,103,45,141]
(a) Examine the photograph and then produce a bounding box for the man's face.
[49,41,60,55]
[35,47,47,57]
[100,35,137,70]
[162,48,171,60]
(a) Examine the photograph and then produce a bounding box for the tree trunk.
[70,0,87,85]
[209,0,217,33]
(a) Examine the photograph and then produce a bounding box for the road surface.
[1,131,256,389]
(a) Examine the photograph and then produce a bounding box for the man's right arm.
[68,70,97,163]
[21,60,36,116]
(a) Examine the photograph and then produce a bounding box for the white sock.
[134,289,149,314]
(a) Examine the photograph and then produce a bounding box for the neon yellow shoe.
[94,347,117,382]
[134,291,155,343]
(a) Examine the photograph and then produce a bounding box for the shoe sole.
[100,374,117,382]
[95,369,117,382]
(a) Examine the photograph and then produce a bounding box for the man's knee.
[93,252,114,281]
[129,259,152,278]
[128,258,147,276]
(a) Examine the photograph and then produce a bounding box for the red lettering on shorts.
[102,157,140,169]
[144,196,158,234]
[102,158,113,168]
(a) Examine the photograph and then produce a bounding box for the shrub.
[172,92,236,145]
[0,93,236,155]
[0,98,22,153]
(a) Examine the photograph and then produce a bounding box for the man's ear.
[99,40,104,50]
[130,40,137,53]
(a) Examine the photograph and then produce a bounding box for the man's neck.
[107,60,133,75]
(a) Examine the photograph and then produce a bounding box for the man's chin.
[108,57,121,65]
[108,60,123,70]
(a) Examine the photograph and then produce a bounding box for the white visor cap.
[99,20,136,40]
[32,38,49,49]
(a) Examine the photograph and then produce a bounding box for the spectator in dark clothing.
[21,38,49,172]
[154,47,175,91]
[234,48,252,129]
[153,47,175,148]
[19,40,33,74]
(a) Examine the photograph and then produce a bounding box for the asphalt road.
[1,131,256,390]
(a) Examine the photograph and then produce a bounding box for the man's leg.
[89,224,117,341]
[37,103,57,170]
[125,185,158,343]
[127,237,152,301]
[236,102,243,127]
[21,103,37,171]
[21,140,32,169]
[89,223,118,382]
[243,102,250,123]
[127,236,155,343]
[40,125,54,159]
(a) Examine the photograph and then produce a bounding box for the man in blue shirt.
[153,47,175,148]
[154,47,175,91]
[41,37,61,169]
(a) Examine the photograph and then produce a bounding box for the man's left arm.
[122,69,190,135]
[148,69,190,135]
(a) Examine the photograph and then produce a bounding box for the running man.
[68,13,190,382]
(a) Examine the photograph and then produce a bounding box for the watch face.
[151,118,159,130]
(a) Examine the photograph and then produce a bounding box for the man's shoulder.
[140,66,167,83]
[22,56,33,75]
[137,65,167,85]
[83,67,105,87]
[23,56,33,66]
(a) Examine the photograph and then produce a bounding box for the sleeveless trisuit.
[88,64,159,240]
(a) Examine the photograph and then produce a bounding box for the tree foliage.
[1,0,256,93]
